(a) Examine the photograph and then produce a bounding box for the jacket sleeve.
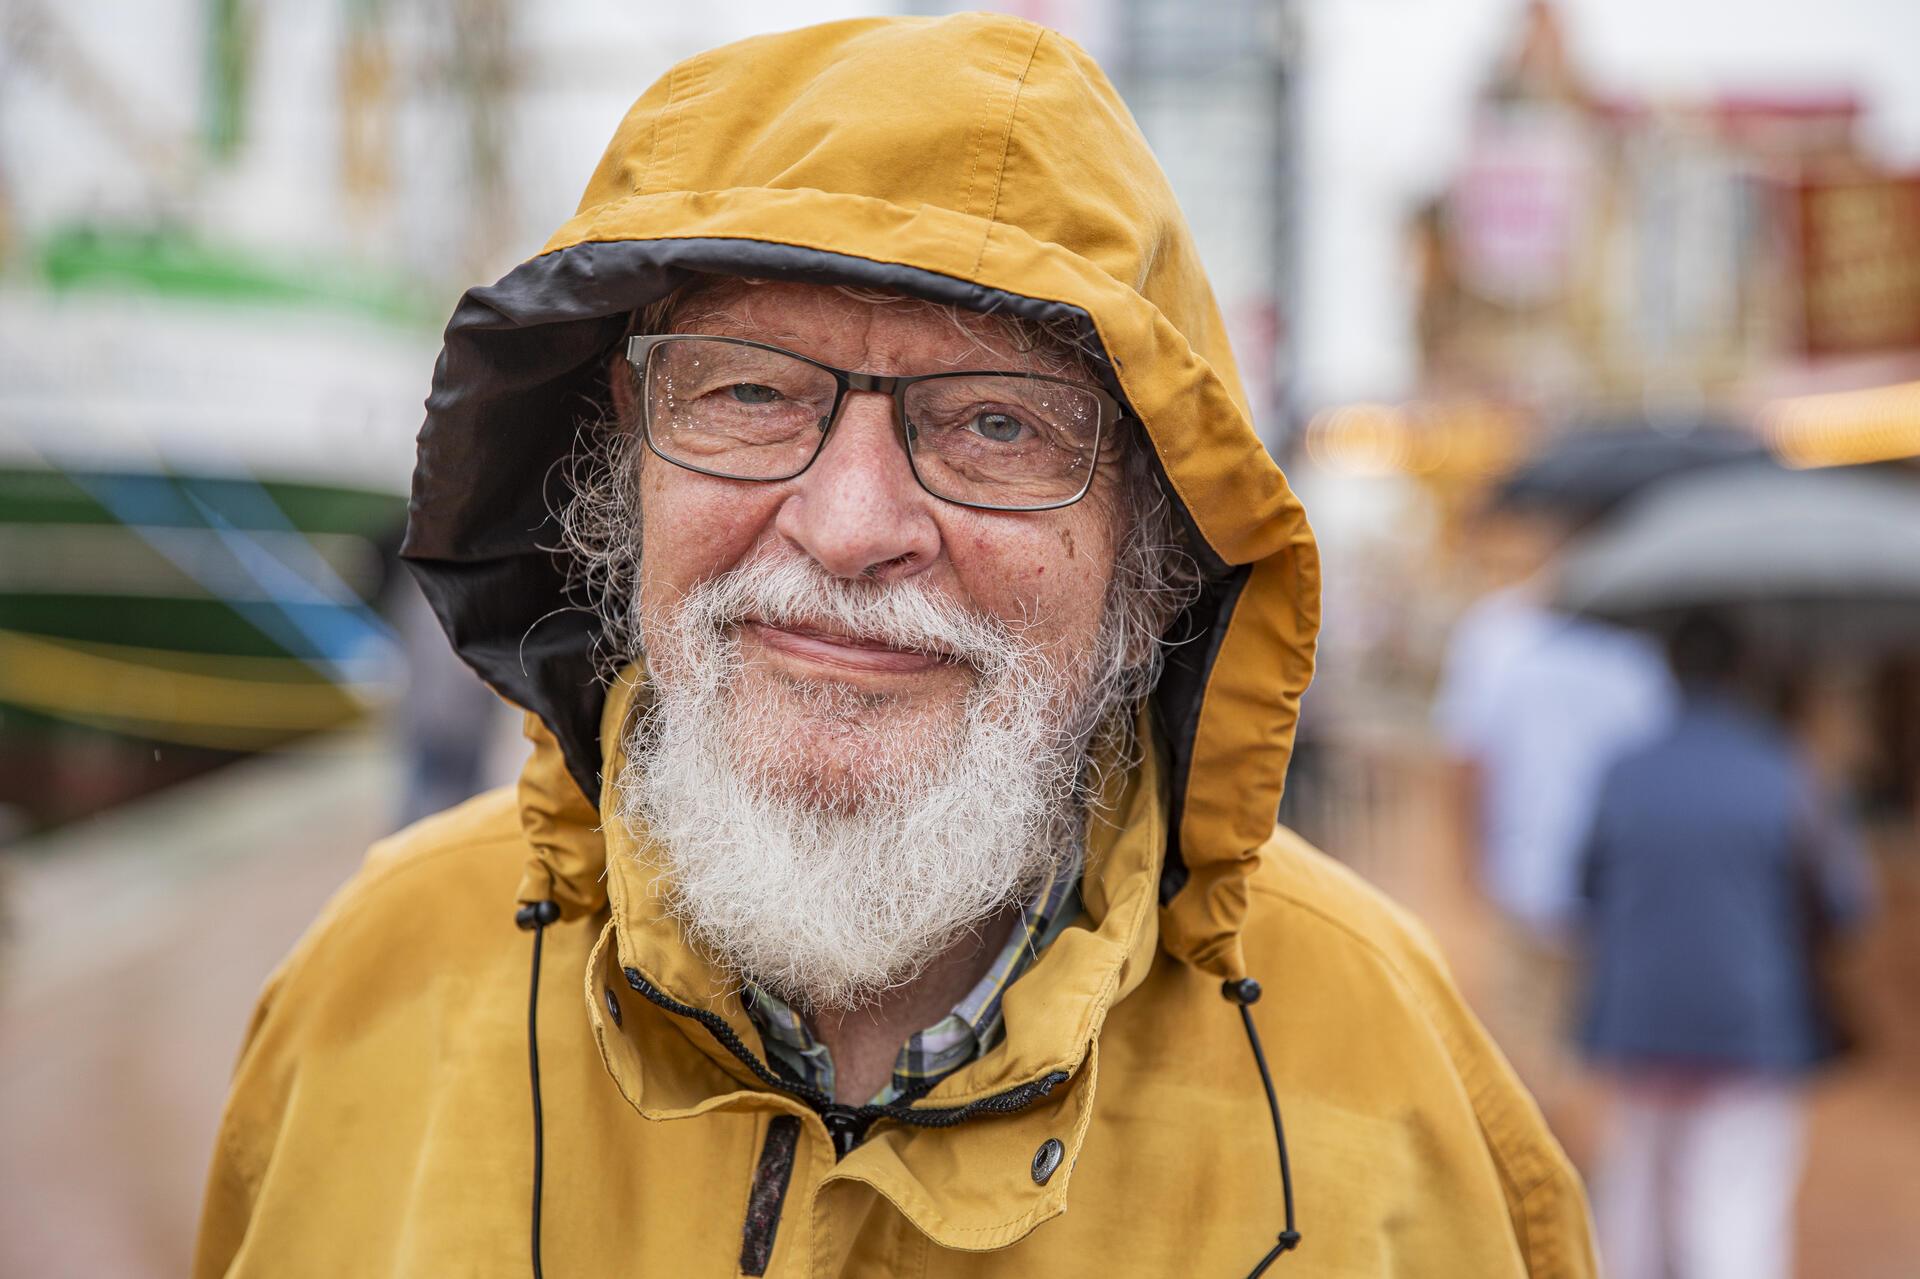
[1510,1141,1601,1279]
[1447,970,1601,1278]
[1384,893,1600,1276]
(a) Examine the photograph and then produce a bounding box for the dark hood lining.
[403,236,1240,899]
[1151,563,1250,903]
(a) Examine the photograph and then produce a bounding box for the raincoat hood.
[402,11,1320,984]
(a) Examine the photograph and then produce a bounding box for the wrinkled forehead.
[648,276,1093,379]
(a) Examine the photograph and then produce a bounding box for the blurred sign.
[1448,107,1595,309]
[1796,173,1920,357]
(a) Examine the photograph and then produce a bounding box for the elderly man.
[196,15,1594,1278]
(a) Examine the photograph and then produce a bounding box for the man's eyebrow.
[677,312,814,349]
[747,327,815,348]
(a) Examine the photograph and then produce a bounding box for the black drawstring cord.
[515,900,562,1279]
[621,966,1068,1153]
[1223,978,1302,1274]
[505,911,1294,1278]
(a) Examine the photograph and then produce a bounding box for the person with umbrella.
[1576,611,1875,1279]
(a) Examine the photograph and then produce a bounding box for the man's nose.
[773,390,941,581]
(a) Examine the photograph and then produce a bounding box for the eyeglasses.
[624,334,1123,512]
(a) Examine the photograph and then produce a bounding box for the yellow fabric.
[196,14,1595,1277]
[512,709,605,918]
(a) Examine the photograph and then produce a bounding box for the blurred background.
[1,1,1915,1275]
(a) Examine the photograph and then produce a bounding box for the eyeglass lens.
[641,337,1102,509]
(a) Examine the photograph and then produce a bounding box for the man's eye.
[967,412,1028,443]
[727,383,781,404]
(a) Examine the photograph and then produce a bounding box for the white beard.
[616,549,1115,1013]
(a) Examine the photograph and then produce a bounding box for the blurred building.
[1411,1,1920,440]
[1295,0,1920,740]
[1283,1,1920,873]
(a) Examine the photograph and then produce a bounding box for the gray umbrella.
[1555,465,1920,649]
[1492,423,1768,521]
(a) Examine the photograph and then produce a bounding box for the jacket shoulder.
[1242,827,1598,1279]
[248,786,531,985]
[359,783,529,885]
[315,785,528,939]
[1246,825,1448,973]
[261,784,534,1017]
[1243,826,1480,1037]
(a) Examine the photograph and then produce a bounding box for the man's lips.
[742,619,958,675]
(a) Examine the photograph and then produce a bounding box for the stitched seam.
[639,63,676,194]
[259,825,524,980]
[663,54,702,192]
[957,70,987,225]
[215,1084,267,1198]
[1256,870,1564,1255]
[813,1175,836,1279]
[276,822,533,968]
[973,25,1047,277]
[908,1214,931,1279]
[1517,1170,1574,1278]
[246,825,553,1087]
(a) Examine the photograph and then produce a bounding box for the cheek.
[952,513,1117,642]
[635,466,780,609]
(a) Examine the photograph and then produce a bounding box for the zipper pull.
[818,1106,872,1160]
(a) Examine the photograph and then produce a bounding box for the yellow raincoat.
[196,15,1595,1277]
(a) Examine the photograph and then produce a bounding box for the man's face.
[630,281,1126,806]
[606,280,1156,1007]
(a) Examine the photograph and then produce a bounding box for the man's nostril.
[861,552,919,581]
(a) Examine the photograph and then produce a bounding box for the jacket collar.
[555,666,1171,1249]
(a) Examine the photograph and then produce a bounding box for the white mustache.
[672,548,1041,679]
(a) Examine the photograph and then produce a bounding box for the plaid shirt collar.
[744,851,1084,1106]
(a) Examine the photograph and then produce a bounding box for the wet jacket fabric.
[195,14,1595,1278]
[1578,693,1874,1074]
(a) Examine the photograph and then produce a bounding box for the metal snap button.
[604,986,623,1027]
[1031,1137,1064,1185]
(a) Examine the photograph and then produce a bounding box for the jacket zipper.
[621,966,1071,1158]
[816,1107,869,1159]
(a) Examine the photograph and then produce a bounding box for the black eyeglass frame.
[624,333,1125,513]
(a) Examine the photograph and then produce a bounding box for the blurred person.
[1577,613,1874,1279]
[1434,507,1673,1125]
[194,16,1594,1278]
